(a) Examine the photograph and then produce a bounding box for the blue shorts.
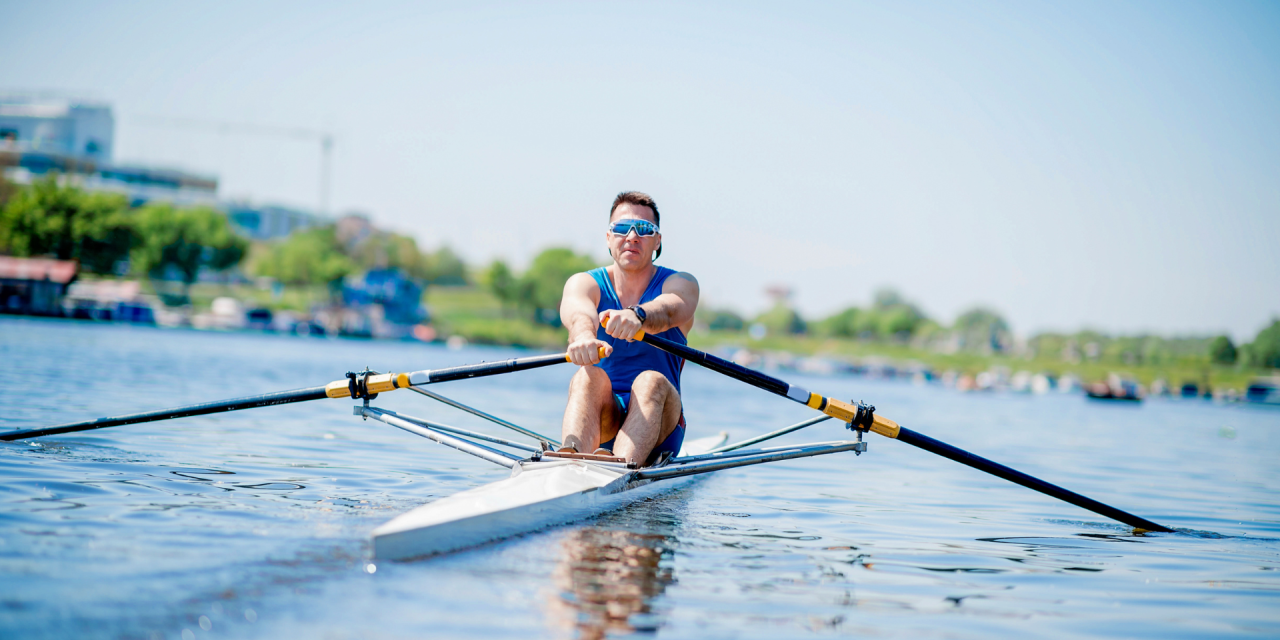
[599,391,686,466]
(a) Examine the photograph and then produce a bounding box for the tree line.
[3,174,1276,368]
[248,223,467,287]
[0,175,466,300]
[693,287,1280,370]
[0,175,246,296]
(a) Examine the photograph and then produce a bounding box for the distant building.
[226,202,324,240]
[0,94,114,162]
[338,268,427,339]
[0,95,331,238]
[0,95,218,207]
[87,164,219,207]
[0,257,78,316]
[335,213,375,249]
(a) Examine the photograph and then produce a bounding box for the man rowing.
[559,191,700,467]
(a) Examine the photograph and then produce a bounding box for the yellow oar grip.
[821,397,901,438]
[599,318,645,341]
[323,373,410,399]
[871,414,901,438]
[564,346,610,362]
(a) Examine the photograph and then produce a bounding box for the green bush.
[1209,335,1237,365]
[250,226,355,285]
[481,248,600,325]
[754,302,806,336]
[0,175,133,273]
[952,307,1011,353]
[130,202,247,285]
[703,308,745,332]
[1243,320,1280,369]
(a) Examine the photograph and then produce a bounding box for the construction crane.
[131,115,334,214]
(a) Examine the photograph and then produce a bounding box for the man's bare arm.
[602,271,700,340]
[644,271,700,333]
[561,272,610,365]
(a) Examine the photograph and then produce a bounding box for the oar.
[0,349,603,442]
[618,325,1172,533]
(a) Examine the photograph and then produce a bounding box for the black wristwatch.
[627,305,647,326]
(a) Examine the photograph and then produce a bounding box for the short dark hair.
[609,191,661,259]
[610,191,659,227]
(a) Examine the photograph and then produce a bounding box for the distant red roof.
[0,256,78,284]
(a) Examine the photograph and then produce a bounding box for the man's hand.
[601,309,643,342]
[567,335,612,366]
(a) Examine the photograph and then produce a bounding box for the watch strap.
[627,305,647,324]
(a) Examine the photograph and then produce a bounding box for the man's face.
[607,203,661,269]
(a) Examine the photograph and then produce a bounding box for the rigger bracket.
[845,401,874,455]
[346,368,380,407]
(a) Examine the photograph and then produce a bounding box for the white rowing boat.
[355,400,870,561]
[371,431,729,560]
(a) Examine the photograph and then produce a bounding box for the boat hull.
[372,433,728,560]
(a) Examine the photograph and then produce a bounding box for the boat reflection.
[550,526,675,639]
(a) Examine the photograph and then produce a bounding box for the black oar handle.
[0,386,329,441]
[626,325,1173,533]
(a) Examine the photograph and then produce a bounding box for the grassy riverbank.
[75,277,1270,394]
[688,331,1260,393]
[425,286,566,347]
[424,285,1266,393]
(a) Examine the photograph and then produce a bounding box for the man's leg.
[560,366,621,453]
[611,371,682,466]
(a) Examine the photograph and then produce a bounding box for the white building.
[0,94,114,162]
[1,95,319,238]
[0,94,217,206]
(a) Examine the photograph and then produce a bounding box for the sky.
[2,0,1277,340]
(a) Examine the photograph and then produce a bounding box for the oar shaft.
[635,332,792,395]
[896,427,1171,532]
[0,386,328,441]
[415,353,570,384]
[626,327,1172,532]
[6,348,595,442]
[635,331,899,436]
[322,350,602,398]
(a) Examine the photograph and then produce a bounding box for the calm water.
[0,317,1277,639]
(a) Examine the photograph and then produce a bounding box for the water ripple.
[0,318,1278,638]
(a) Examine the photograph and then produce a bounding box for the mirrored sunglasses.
[607,219,660,237]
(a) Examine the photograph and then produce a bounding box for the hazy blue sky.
[2,1,1277,340]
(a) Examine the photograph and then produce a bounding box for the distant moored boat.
[1085,375,1142,402]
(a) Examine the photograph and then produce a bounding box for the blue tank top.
[589,266,687,394]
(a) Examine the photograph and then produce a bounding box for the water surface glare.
[1,317,1278,638]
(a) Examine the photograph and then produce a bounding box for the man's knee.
[569,365,612,395]
[631,370,676,399]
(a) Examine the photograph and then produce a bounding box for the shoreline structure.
[1,281,1272,403]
